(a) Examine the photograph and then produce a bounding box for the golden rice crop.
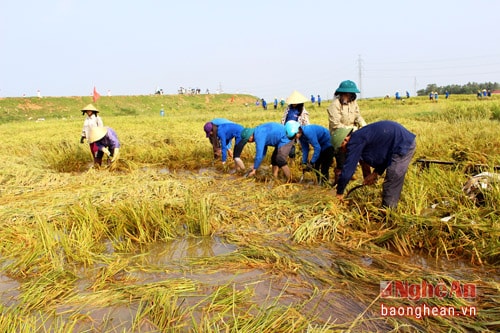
[0,94,498,332]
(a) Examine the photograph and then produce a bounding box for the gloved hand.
[102,147,111,157]
[111,148,120,163]
[80,136,85,144]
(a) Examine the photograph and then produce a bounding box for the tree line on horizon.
[417,82,499,96]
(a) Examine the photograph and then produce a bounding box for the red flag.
[92,86,101,102]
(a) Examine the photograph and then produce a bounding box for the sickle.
[345,184,365,198]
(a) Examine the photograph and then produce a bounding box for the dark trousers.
[313,146,334,182]
[382,140,416,208]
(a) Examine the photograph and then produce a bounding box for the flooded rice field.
[2,233,495,332]
[0,165,498,332]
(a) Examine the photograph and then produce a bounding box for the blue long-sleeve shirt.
[253,122,290,169]
[211,118,232,126]
[336,121,416,195]
[217,122,244,162]
[284,107,301,123]
[299,125,332,164]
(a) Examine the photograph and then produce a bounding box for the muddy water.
[0,234,495,332]
[1,167,497,331]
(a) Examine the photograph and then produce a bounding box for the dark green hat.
[335,80,360,94]
[331,127,353,152]
[239,127,255,145]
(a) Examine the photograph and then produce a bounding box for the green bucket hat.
[331,127,353,152]
[239,127,255,145]
[334,80,360,94]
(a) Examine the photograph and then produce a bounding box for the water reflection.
[134,236,237,266]
[0,274,20,307]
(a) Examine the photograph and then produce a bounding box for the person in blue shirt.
[204,118,232,158]
[317,95,321,107]
[281,91,310,125]
[241,122,294,181]
[261,98,268,110]
[294,123,334,184]
[331,120,416,208]
[281,90,310,159]
[273,97,278,110]
[216,122,245,169]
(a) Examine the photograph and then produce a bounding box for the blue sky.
[1,0,499,100]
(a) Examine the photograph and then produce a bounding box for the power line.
[358,55,364,99]
[365,54,500,66]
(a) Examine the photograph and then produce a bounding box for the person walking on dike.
[281,90,310,159]
[215,122,247,170]
[204,118,233,159]
[261,98,268,110]
[88,127,121,167]
[243,122,296,182]
[290,122,335,184]
[331,120,416,208]
[80,104,104,165]
[326,80,367,184]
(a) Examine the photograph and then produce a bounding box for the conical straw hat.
[286,90,308,105]
[89,127,107,143]
[81,104,99,112]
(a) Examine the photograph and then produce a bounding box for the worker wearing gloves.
[244,122,295,182]
[332,120,416,208]
[292,122,334,184]
[88,126,121,167]
[80,104,104,164]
